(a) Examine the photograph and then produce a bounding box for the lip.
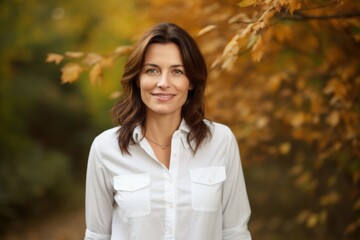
[151,93,176,102]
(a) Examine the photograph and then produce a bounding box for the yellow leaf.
[256,116,269,128]
[326,111,340,127]
[319,191,340,206]
[221,56,237,71]
[238,0,256,7]
[291,112,306,128]
[323,78,336,94]
[100,57,114,68]
[228,13,251,24]
[252,21,266,33]
[306,214,318,228]
[82,53,102,66]
[211,57,222,69]
[114,45,133,55]
[110,91,122,99]
[223,35,241,56]
[279,142,291,155]
[89,63,103,85]
[61,63,83,84]
[197,25,217,36]
[46,53,64,65]
[65,51,84,58]
[251,35,264,62]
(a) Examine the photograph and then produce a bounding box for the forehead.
[144,43,184,65]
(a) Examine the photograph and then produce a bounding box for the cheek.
[139,77,152,92]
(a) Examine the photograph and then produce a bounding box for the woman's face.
[139,43,192,118]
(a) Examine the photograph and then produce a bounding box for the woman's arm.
[85,138,114,240]
[222,129,252,240]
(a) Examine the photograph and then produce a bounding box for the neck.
[144,113,181,143]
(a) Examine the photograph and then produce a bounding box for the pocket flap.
[190,166,226,185]
[114,173,150,191]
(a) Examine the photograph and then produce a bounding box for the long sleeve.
[222,129,252,240]
[85,138,113,240]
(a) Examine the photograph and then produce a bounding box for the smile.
[151,93,175,101]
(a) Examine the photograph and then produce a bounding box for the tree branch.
[281,11,360,21]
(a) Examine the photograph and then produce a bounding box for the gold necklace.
[145,136,170,150]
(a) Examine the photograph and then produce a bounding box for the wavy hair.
[112,22,210,154]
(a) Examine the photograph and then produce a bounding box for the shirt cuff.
[222,226,252,240]
[85,229,111,240]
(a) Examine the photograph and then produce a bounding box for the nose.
[156,72,170,88]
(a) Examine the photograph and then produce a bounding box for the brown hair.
[112,22,210,154]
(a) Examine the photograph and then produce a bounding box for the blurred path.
[4,208,85,240]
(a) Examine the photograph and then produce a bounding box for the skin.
[138,43,192,168]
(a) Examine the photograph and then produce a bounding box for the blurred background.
[1,0,359,239]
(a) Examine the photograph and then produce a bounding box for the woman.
[85,22,251,240]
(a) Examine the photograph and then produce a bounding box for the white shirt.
[85,120,251,240]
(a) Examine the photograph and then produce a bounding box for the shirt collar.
[132,124,144,144]
[178,119,194,150]
[131,119,193,149]
[178,118,190,133]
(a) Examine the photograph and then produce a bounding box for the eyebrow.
[143,63,184,68]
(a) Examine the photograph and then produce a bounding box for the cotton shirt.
[85,120,251,240]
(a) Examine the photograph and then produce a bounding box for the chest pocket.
[190,166,226,212]
[114,173,151,218]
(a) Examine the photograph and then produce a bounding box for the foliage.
[47,0,360,238]
[0,0,134,233]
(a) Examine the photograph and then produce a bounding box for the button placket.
[163,169,176,239]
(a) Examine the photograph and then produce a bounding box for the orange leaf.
[46,53,64,65]
[326,111,340,127]
[65,51,84,58]
[197,25,217,36]
[267,74,283,93]
[291,112,306,128]
[61,63,83,84]
[287,0,302,14]
[345,219,360,234]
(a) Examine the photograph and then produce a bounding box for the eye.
[172,69,184,75]
[145,68,159,75]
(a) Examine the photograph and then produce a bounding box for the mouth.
[151,93,176,101]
